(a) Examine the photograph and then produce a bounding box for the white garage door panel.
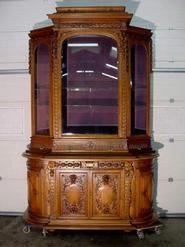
[0,141,27,179]
[135,0,185,28]
[0,32,28,70]
[152,73,185,103]
[153,28,185,68]
[0,107,24,134]
[154,60,185,69]
[155,44,185,64]
[157,161,185,180]
[156,180,185,214]
[153,138,185,165]
[153,106,185,134]
[0,1,55,32]
[0,179,27,212]
[155,29,185,39]
[0,74,30,102]
[0,102,31,141]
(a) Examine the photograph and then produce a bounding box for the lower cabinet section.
[25,154,158,231]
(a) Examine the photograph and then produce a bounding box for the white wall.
[0,0,185,215]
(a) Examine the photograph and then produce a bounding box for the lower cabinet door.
[58,171,89,217]
[92,170,123,218]
[57,170,124,219]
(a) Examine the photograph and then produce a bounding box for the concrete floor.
[0,216,185,246]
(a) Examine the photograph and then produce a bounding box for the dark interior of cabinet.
[35,44,50,135]
[61,35,119,134]
[131,44,147,135]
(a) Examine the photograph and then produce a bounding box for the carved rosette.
[61,173,87,216]
[93,174,120,216]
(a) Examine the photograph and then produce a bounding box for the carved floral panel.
[92,173,121,217]
[60,173,88,216]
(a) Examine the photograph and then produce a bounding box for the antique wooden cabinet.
[23,6,161,238]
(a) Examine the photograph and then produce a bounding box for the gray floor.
[0,216,185,246]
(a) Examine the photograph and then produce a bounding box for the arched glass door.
[61,35,118,135]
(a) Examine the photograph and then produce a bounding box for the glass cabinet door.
[61,35,118,135]
[131,44,147,135]
[34,44,50,135]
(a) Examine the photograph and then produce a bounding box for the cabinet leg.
[155,226,162,235]
[22,224,31,234]
[42,228,48,237]
[136,229,145,239]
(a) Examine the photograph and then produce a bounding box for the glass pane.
[35,44,50,135]
[62,35,118,134]
[131,44,147,135]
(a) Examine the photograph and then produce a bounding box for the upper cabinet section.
[29,6,152,154]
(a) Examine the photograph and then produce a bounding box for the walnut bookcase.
[23,6,161,238]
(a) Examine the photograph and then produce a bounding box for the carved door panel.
[92,171,123,218]
[59,172,88,217]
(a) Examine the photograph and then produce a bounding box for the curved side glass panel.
[35,44,50,135]
[61,35,118,134]
[131,44,147,135]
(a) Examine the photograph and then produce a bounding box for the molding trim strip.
[0,69,29,75]
[153,68,185,73]
[159,213,185,218]
[0,211,24,216]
